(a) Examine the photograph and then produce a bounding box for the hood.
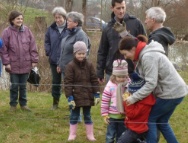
[149,27,175,45]
[139,40,165,59]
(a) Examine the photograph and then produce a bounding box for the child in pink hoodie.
[101,59,129,143]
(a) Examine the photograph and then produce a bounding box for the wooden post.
[34,16,47,33]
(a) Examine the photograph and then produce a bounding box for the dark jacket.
[148,27,175,56]
[44,22,68,65]
[58,27,90,73]
[0,25,38,74]
[64,58,100,107]
[97,13,145,79]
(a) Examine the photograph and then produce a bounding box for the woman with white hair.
[45,7,68,110]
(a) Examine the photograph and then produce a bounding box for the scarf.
[116,81,127,113]
[134,41,146,61]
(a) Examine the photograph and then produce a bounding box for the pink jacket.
[0,25,38,74]
[101,80,126,116]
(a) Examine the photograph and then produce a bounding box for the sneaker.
[10,106,17,111]
[21,106,31,112]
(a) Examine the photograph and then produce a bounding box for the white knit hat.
[112,59,128,76]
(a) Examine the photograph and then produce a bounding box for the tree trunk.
[65,0,73,12]
[82,0,87,28]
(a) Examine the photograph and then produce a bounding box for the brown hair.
[110,75,116,83]
[111,0,125,7]
[119,35,148,51]
[8,11,23,25]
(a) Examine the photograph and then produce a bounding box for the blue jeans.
[117,129,147,143]
[70,106,92,125]
[50,64,61,100]
[106,118,126,143]
[10,73,29,106]
[146,97,184,143]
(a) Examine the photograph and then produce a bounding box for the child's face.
[115,75,129,83]
[75,51,87,61]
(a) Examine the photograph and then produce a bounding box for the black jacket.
[148,27,175,56]
[97,13,146,79]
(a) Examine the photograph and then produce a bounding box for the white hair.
[145,7,166,23]
[66,11,84,26]
[52,7,67,18]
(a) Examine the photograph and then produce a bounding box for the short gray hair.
[66,11,84,26]
[52,7,67,19]
[145,7,166,23]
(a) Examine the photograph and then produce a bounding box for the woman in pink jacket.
[0,11,38,112]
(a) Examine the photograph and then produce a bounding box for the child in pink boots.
[64,41,100,141]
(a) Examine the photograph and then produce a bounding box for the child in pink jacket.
[101,59,129,143]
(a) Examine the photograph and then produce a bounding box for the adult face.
[12,15,23,29]
[119,47,136,61]
[111,1,126,21]
[67,18,78,29]
[144,15,155,32]
[54,13,65,26]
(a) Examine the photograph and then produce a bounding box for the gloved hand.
[68,95,76,110]
[113,21,129,38]
[93,93,100,105]
[103,115,110,124]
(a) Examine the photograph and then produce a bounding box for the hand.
[93,93,100,105]
[125,96,135,106]
[5,64,11,73]
[98,78,104,84]
[68,101,76,110]
[57,66,61,73]
[113,21,129,38]
[122,92,130,101]
[32,63,37,68]
[103,115,110,124]
[68,96,76,110]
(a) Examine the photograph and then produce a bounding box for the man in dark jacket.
[145,7,175,56]
[97,0,145,83]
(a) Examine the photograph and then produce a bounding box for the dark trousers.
[117,129,147,143]
[50,64,61,100]
[10,73,29,106]
[106,118,126,143]
[70,106,92,125]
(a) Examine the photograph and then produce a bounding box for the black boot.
[51,98,59,110]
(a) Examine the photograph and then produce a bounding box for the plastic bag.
[27,67,41,87]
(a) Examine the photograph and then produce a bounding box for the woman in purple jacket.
[0,11,39,112]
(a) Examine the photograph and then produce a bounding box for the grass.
[0,89,188,143]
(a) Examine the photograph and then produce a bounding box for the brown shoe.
[21,106,31,112]
[10,106,17,111]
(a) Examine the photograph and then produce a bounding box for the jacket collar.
[10,25,25,32]
[111,13,130,23]
[73,57,87,67]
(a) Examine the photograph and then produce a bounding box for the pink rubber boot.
[85,124,96,141]
[68,124,77,141]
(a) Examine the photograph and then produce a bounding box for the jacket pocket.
[22,38,30,52]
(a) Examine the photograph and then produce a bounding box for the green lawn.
[0,90,187,143]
